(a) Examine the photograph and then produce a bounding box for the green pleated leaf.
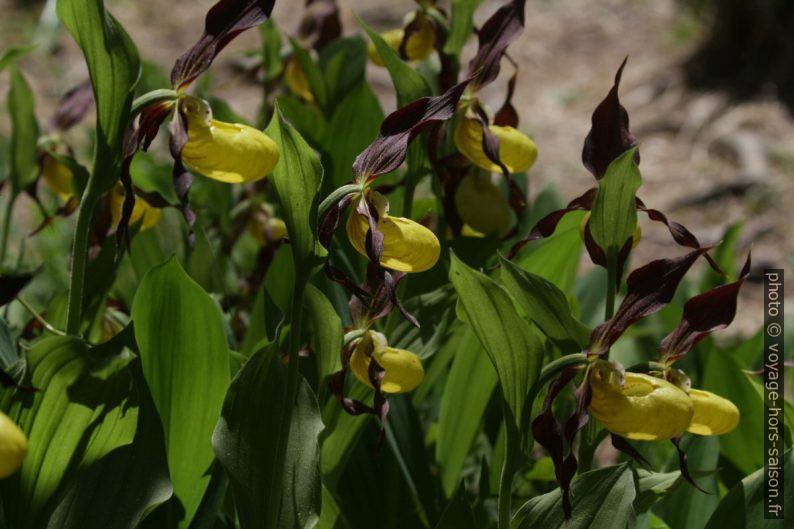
[436,328,497,497]
[48,361,173,529]
[358,17,430,106]
[320,383,371,488]
[291,39,329,110]
[511,464,636,529]
[318,485,350,529]
[0,336,168,529]
[499,257,590,354]
[265,102,324,272]
[7,66,39,194]
[589,147,642,254]
[515,211,585,293]
[132,257,231,529]
[704,449,792,529]
[303,284,342,384]
[449,253,543,439]
[212,342,323,529]
[632,469,682,515]
[56,0,140,195]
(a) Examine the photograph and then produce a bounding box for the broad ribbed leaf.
[704,449,792,529]
[57,0,140,194]
[435,484,478,529]
[449,253,542,437]
[0,336,165,528]
[132,257,231,529]
[445,0,482,56]
[588,147,641,255]
[320,383,371,487]
[265,102,324,270]
[7,67,39,194]
[213,343,323,529]
[437,328,497,497]
[500,257,590,354]
[303,284,342,383]
[511,464,635,529]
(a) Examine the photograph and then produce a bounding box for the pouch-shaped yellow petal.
[249,216,287,246]
[686,389,740,436]
[346,210,440,273]
[109,186,161,231]
[589,370,694,441]
[350,332,424,393]
[367,15,435,67]
[0,411,27,478]
[180,95,279,184]
[454,118,538,174]
[455,172,511,236]
[42,154,73,198]
[285,60,314,103]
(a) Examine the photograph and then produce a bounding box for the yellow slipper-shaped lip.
[109,185,161,231]
[454,117,538,174]
[180,95,279,184]
[588,364,694,441]
[367,13,435,66]
[686,389,740,436]
[0,411,27,478]
[346,207,440,273]
[455,171,511,236]
[350,331,424,393]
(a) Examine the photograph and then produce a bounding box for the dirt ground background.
[1,0,792,337]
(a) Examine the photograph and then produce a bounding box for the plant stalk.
[267,275,307,527]
[498,406,521,529]
[0,193,15,266]
[65,191,99,335]
[605,246,617,321]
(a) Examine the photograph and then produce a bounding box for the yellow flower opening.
[0,411,27,478]
[248,216,287,246]
[454,117,538,174]
[180,95,279,184]
[285,59,314,103]
[349,331,424,393]
[109,185,161,231]
[346,191,440,273]
[588,361,694,441]
[367,13,435,67]
[686,389,740,436]
[455,171,512,236]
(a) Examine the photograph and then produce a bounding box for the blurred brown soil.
[1,0,792,336]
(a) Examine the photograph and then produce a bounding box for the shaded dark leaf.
[49,80,94,132]
[0,273,33,307]
[588,248,709,355]
[468,0,525,87]
[581,57,639,179]
[171,0,276,89]
[661,253,751,362]
[352,79,470,181]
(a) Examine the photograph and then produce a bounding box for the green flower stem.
[498,403,521,529]
[267,274,307,527]
[605,246,617,321]
[65,190,99,335]
[0,193,15,266]
[17,297,66,336]
[130,88,178,117]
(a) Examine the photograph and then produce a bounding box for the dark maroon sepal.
[660,252,751,363]
[48,80,94,132]
[467,0,526,88]
[352,79,470,181]
[582,57,639,180]
[587,248,710,356]
[610,434,649,467]
[171,0,277,89]
[671,436,710,494]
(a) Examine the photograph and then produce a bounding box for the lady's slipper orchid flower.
[349,330,424,393]
[686,389,740,436]
[179,95,279,184]
[587,360,694,441]
[285,59,314,103]
[0,411,27,478]
[41,155,74,199]
[367,12,435,67]
[109,185,160,232]
[454,117,537,174]
[248,216,287,246]
[346,191,440,273]
[455,171,511,236]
